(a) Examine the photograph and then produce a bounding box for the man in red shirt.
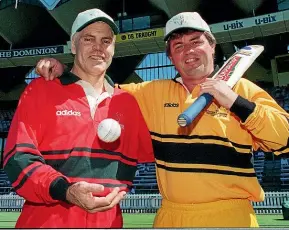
[4,8,154,228]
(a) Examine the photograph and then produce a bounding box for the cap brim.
[77,17,120,35]
[164,27,207,41]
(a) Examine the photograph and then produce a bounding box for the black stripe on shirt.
[150,132,252,150]
[3,143,37,164]
[152,140,253,169]
[14,165,42,191]
[45,156,136,182]
[41,147,137,164]
[156,163,256,177]
[4,152,45,184]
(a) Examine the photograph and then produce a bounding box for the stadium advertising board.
[0,46,64,59]
[116,28,164,43]
[210,12,283,32]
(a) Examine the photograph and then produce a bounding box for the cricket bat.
[177,45,264,127]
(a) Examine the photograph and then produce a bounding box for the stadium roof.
[0,0,288,94]
[0,0,283,50]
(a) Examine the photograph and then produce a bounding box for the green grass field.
[0,212,288,228]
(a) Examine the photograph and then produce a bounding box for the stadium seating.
[269,86,289,112]
[281,158,289,191]
[131,163,158,194]
[0,109,14,120]
[253,151,265,183]
[0,169,12,195]
[261,159,282,191]
[0,109,14,133]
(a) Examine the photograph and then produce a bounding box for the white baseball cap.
[71,8,119,40]
[164,12,211,41]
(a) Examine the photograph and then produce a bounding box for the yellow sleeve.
[116,81,154,127]
[234,79,289,155]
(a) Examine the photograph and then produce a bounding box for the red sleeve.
[3,78,70,204]
[135,100,155,163]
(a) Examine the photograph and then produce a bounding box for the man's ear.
[210,43,216,58]
[211,43,216,51]
[71,34,78,55]
[111,36,116,57]
[169,55,174,65]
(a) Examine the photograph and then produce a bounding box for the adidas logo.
[56,110,81,116]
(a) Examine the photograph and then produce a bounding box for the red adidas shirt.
[3,71,154,228]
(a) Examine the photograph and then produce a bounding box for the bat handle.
[177,93,213,127]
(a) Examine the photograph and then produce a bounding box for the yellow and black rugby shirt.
[119,76,289,204]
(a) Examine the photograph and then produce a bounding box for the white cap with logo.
[71,8,119,41]
[164,12,211,41]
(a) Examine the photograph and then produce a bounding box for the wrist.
[49,177,71,203]
[230,95,256,122]
[227,92,239,109]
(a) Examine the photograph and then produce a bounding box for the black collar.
[59,70,80,85]
[59,69,115,87]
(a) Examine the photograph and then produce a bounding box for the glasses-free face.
[72,22,115,76]
[169,31,215,81]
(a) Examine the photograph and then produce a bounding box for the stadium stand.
[269,86,289,112]
[131,163,158,194]
[281,158,289,191]
[0,109,14,134]
[253,151,265,183]
[262,159,282,191]
[0,169,12,195]
[0,101,16,194]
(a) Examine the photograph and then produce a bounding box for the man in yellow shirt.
[35,11,289,228]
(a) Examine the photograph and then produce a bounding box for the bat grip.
[177,93,213,127]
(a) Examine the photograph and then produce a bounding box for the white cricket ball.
[97,118,121,143]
